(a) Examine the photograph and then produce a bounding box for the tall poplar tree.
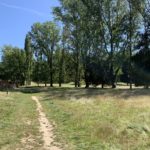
[24,34,33,85]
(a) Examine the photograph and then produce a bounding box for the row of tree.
[0,0,150,89]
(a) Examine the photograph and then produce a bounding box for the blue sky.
[0,0,59,49]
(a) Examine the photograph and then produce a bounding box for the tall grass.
[39,88,150,150]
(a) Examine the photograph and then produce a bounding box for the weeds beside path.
[0,92,42,150]
[0,92,63,150]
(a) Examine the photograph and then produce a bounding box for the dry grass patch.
[39,88,150,150]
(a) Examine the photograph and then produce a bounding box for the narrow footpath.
[32,96,61,150]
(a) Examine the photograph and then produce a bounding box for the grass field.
[0,91,43,150]
[39,88,150,150]
[0,87,150,149]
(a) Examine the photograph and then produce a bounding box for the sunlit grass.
[0,86,150,149]
[39,88,150,150]
[0,92,42,150]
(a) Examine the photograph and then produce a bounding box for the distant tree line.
[0,0,150,89]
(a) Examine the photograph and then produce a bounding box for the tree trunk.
[75,52,80,88]
[145,84,149,89]
[109,6,115,89]
[84,68,89,88]
[45,82,47,87]
[129,0,133,90]
[75,65,80,88]
[49,48,53,87]
[49,67,53,87]
[59,47,65,88]
[85,82,89,88]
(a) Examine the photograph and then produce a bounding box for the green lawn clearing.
[1,87,150,150]
[0,91,43,150]
[38,88,150,150]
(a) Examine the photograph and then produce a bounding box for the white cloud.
[0,1,49,18]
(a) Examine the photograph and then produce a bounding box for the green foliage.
[53,0,145,88]
[0,0,150,88]
[0,45,26,85]
[32,60,49,86]
[24,34,33,85]
[29,21,60,86]
[132,3,150,88]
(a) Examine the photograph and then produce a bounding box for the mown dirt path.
[32,96,61,150]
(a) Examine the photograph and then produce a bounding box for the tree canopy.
[0,0,150,89]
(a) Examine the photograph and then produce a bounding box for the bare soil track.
[32,96,61,150]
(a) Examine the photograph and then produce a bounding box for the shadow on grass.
[40,87,150,101]
[1,86,150,101]
[0,86,47,94]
